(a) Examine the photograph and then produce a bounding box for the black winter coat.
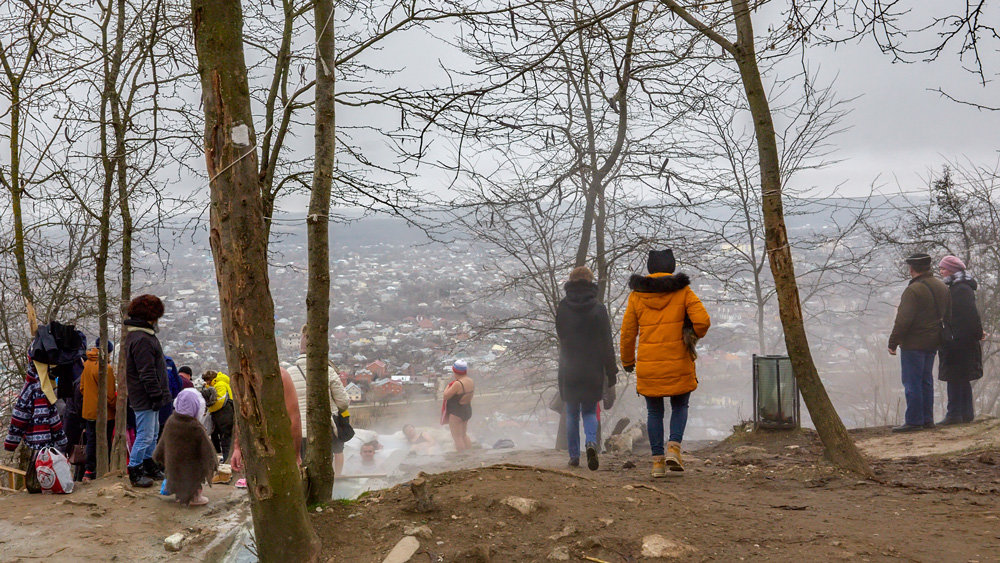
[124,319,171,411]
[556,280,618,405]
[939,277,984,383]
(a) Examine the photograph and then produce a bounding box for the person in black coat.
[124,294,171,487]
[556,266,618,470]
[937,256,984,425]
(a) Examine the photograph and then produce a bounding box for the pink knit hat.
[939,255,966,275]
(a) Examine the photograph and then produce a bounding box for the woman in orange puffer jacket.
[620,249,710,476]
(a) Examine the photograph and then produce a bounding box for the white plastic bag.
[35,447,75,494]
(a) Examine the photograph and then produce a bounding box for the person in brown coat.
[153,388,217,506]
[80,341,117,481]
[888,252,951,433]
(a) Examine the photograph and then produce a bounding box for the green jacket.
[889,273,951,352]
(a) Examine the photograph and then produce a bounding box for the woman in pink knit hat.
[937,255,984,425]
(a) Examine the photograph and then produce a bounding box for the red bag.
[35,447,75,494]
[440,381,454,425]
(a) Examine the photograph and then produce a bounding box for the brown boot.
[651,455,667,478]
[666,441,684,472]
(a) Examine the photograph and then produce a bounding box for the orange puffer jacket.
[620,273,711,397]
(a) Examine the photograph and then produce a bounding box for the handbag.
[333,412,355,442]
[68,443,87,466]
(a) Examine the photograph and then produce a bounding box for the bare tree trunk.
[7,85,33,315]
[303,0,336,504]
[191,0,320,559]
[96,0,126,478]
[728,0,870,476]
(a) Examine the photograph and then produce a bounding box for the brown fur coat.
[153,412,218,505]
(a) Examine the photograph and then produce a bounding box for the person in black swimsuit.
[443,360,474,450]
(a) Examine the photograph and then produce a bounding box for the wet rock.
[501,496,541,516]
[382,536,420,563]
[163,533,185,552]
[403,524,433,540]
[641,534,695,558]
[547,546,570,561]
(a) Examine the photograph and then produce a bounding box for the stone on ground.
[382,535,420,563]
[403,524,433,539]
[163,533,185,552]
[501,496,541,516]
[547,545,571,560]
[641,534,695,558]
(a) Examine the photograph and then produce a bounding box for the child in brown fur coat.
[153,388,218,506]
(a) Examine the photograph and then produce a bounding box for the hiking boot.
[666,441,684,472]
[585,442,599,471]
[142,458,164,480]
[891,423,922,433]
[651,455,667,478]
[568,458,580,468]
[128,465,153,488]
[922,422,936,430]
[937,417,962,426]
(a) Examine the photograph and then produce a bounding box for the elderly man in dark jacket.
[556,266,618,471]
[937,255,984,425]
[124,294,171,487]
[888,253,951,432]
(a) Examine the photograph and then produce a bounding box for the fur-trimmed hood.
[628,272,690,293]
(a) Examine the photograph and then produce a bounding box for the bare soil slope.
[0,474,249,562]
[314,420,1000,562]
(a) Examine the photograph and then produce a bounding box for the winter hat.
[178,365,193,377]
[94,337,114,354]
[452,359,468,375]
[174,388,205,420]
[939,255,966,275]
[904,252,932,270]
[647,249,676,274]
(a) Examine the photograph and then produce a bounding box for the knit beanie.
[178,365,193,377]
[647,249,676,274]
[174,388,205,420]
[452,359,468,375]
[939,255,966,275]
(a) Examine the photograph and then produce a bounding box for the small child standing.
[153,388,218,506]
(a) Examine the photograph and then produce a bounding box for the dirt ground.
[1,419,999,562]
[0,472,249,562]
[314,419,1000,562]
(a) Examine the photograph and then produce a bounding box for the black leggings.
[211,400,235,462]
[85,419,115,476]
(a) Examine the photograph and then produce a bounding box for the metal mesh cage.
[753,355,800,429]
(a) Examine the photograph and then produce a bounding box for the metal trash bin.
[753,354,800,429]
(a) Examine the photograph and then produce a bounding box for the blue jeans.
[565,401,598,461]
[645,393,690,456]
[129,409,160,468]
[900,349,936,426]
